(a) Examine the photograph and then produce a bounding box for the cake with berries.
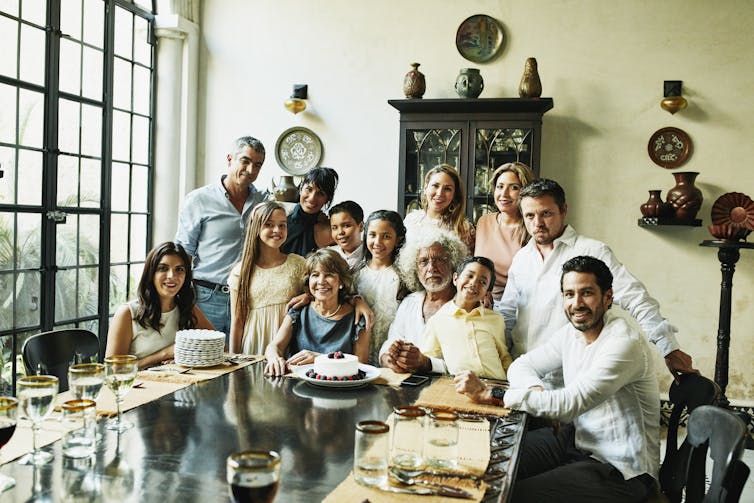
[305,351,366,381]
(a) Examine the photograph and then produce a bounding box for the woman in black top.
[281,167,339,256]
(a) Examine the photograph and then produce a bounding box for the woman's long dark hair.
[134,242,196,332]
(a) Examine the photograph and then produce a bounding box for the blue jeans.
[195,284,230,344]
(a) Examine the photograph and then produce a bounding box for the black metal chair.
[658,373,720,503]
[684,405,750,503]
[21,329,100,392]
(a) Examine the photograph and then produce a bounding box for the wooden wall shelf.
[637,217,702,227]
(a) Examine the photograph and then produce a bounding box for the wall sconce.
[284,84,308,114]
[660,80,687,114]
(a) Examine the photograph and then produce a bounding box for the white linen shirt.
[378,291,446,373]
[496,225,680,359]
[504,312,660,480]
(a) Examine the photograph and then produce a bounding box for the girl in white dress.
[355,210,408,365]
[229,201,306,355]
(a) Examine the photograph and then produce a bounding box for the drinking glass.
[353,420,389,487]
[0,397,18,490]
[62,399,97,458]
[424,409,459,469]
[68,363,105,401]
[227,450,281,503]
[104,355,138,432]
[17,375,59,465]
[391,405,425,469]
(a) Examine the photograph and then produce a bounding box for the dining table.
[0,361,527,502]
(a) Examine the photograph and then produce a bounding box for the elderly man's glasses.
[417,256,449,268]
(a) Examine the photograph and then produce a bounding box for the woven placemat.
[138,356,261,385]
[414,377,510,416]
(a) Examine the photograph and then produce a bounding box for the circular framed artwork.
[647,127,692,169]
[274,126,323,175]
[455,14,505,64]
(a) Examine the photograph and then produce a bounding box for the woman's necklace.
[319,303,342,319]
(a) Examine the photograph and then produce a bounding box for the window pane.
[58,98,80,154]
[55,268,77,320]
[133,64,150,115]
[133,16,151,66]
[82,0,103,49]
[0,83,16,144]
[59,38,82,96]
[0,0,18,16]
[0,146,15,205]
[60,0,82,41]
[81,46,103,101]
[114,7,133,59]
[111,162,130,211]
[20,0,45,26]
[129,214,146,261]
[112,110,130,162]
[77,266,98,317]
[79,214,99,265]
[109,264,127,310]
[110,213,128,262]
[57,217,79,268]
[57,154,79,206]
[129,262,143,298]
[80,103,102,157]
[0,16,18,79]
[132,114,149,165]
[12,273,41,329]
[19,24,45,86]
[16,212,41,269]
[0,213,15,273]
[131,164,148,212]
[80,158,101,207]
[17,149,42,206]
[0,279,13,332]
[18,89,44,149]
[113,57,131,110]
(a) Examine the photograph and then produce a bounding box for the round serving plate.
[455,14,505,63]
[274,126,323,175]
[710,192,754,231]
[292,363,380,389]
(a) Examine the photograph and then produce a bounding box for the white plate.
[292,363,380,389]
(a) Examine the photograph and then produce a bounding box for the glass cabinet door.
[403,128,461,214]
[471,127,534,223]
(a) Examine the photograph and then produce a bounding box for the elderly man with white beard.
[379,228,467,374]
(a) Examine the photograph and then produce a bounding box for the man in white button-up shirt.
[457,256,660,502]
[495,178,695,378]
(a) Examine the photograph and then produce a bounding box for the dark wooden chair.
[21,329,100,392]
[658,373,720,503]
[684,405,750,503]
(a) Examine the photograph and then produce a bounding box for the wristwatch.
[490,386,505,405]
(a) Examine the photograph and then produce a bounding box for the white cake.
[312,352,359,377]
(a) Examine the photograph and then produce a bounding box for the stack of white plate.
[174,329,225,367]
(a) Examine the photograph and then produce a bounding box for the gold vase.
[518,57,542,98]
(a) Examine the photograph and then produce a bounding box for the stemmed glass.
[104,355,138,432]
[17,375,59,465]
[0,397,18,490]
[69,363,105,401]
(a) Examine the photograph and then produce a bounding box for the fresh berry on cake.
[305,352,366,381]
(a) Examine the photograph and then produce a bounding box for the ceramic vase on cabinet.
[403,63,426,99]
[271,176,298,202]
[455,68,484,98]
[666,171,703,220]
[640,190,668,218]
[518,57,542,98]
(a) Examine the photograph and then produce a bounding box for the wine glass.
[68,363,105,401]
[17,375,59,465]
[104,355,138,432]
[0,397,18,491]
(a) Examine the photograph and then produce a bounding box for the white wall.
[195,0,754,402]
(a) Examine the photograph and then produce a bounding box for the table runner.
[414,377,510,416]
[138,356,261,385]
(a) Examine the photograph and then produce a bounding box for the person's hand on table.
[453,370,499,405]
[664,349,699,382]
[286,350,319,367]
[264,356,288,376]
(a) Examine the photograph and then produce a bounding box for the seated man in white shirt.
[379,228,467,374]
[456,256,660,502]
[496,178,695,379]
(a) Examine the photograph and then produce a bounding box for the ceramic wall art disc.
[274,126,323,175]
[647,127,692,169]
[456,14,505,63]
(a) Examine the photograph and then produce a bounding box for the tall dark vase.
[666,171,703,220]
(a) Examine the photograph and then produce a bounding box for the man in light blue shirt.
[175,136,272,338]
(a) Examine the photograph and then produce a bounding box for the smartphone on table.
[401,374,429,386]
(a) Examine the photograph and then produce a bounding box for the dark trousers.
[511,424,654,503]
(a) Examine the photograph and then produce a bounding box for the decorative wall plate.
[274,126,323,175]
[647,127,692,169]
[455,14,504,63]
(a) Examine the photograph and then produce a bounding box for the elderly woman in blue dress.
[264,248,370,376]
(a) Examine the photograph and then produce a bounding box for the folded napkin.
[413,377,511,417]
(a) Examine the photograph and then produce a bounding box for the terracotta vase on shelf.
[518,57,542,98]
[403,63,426,99]
[640,190,666,217]
[666,171,703,220]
